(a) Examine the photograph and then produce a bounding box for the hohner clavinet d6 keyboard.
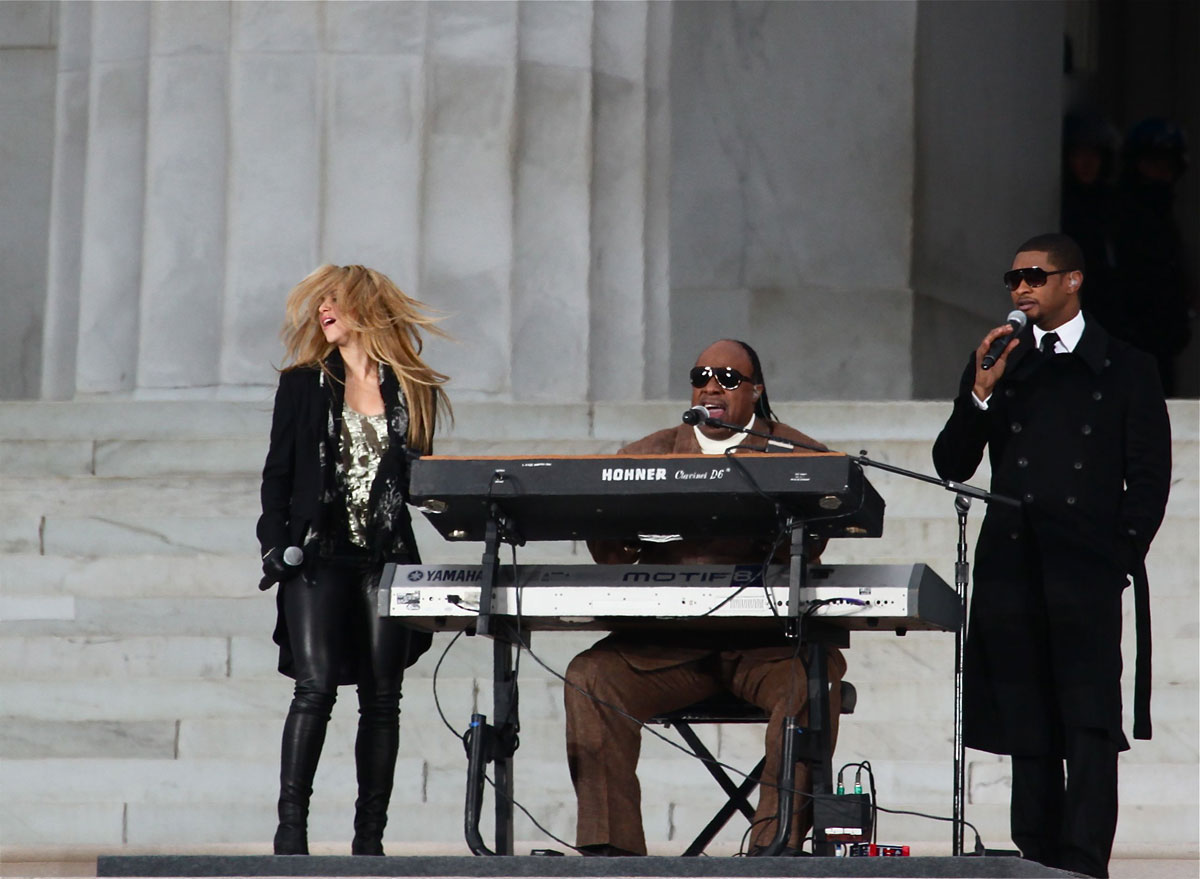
[410,451,884,542]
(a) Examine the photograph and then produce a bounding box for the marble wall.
[0,3,57,400]
[18,0,670,403]
[910,0,1065,398]
[668,0,920,400]
[5,0,1070,403]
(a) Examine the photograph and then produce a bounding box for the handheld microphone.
[980,310,1028,370]
[682,405,712,426]
[258,546,305,590]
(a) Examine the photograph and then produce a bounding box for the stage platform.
[96,854,1080,879]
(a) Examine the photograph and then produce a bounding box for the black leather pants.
[275,563,412,854]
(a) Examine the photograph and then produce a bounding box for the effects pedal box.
[814,793,873,842]
[848,843,910,857]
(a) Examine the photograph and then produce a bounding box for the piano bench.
[647,681,856,856]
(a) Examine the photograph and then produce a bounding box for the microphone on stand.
[682,406,824,453]
[980,310,1028,370]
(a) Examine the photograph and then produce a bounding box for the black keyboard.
[410,453,884,542]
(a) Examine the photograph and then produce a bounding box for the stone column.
[321,1,428,279]
[136,1,229,394]
[419,1,519,400]
[910,0,1064,398]
[667,0,918,400]
[511,1,593,402]
[588,0,651,401]
[642,0,673,399]
[220,1,322,390]
[74,1,150,395]
[40,1,90,401]
[0,2,57,400]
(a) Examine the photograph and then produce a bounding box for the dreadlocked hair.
[729,338,777,422]
[280,264,452,454]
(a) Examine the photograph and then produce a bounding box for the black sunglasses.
[1003,266,1073,292]
[689,366,753,390]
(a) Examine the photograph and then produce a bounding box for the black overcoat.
[257,351,433,682]
[932,316,1170,756]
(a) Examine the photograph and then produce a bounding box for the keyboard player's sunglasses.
[689,366,753,390]
[1002,266,1072,292]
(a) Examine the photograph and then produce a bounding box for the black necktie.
[1041,332,1060,356]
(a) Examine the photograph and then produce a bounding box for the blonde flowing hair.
[281,264,451,453]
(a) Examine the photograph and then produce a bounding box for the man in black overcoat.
[932,233,1172,879]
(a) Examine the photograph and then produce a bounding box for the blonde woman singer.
[257,265,450,855]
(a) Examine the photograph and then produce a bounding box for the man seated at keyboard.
[564,338,846,856]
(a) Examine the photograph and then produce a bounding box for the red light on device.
[847,843,910,857]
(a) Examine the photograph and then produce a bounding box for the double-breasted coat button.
[1104,358,1112,367]
[1074,461,1084,470]
[1005,388,1016,398]
[1081,424,1092,435]
[1023,493,1035,503]
[1010,532,1020,540]
[1066,496,1076,505]
[1092,391,1103,401]
[1011,422,1022,433]
[1017,457,1029,467]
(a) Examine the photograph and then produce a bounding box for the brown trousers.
[564,639,846,854]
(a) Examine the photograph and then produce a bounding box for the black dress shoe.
[747,844,806,857]
[578,844,643,857]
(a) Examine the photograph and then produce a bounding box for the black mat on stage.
[96,855,1082,878]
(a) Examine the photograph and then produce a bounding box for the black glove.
[259,547,293,591]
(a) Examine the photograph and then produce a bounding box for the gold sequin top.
[340,404,390,547]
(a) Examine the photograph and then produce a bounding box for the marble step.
[3,503,1197,596]
[3,800,1193,858]
[1,398,1193,461]
[2,399,1192,441]
[3,672,1194,745]
[2,428,1196,485]
[3,510,1194,595]
[5,433,1198,514]
[0,400,995,442]
[2,753,1194,848]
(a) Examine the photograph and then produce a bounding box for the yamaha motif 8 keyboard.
[409,453,884,542]
[381,563,959,633]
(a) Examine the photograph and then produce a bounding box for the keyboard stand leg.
[758,639,835,856]
[806,641,835,856]
[464,509,521,855]
[492,631,518,855]
[785,522,808,640]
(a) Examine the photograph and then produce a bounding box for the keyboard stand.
[462,505,844,857]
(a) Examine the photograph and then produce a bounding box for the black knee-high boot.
[275,708,329,855]
[351,695,400,855]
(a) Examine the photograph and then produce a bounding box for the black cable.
[482,772,583,854]
[431,488,982,853]
[691,501,792,621]
[431,629,466,740]
[441,615,992,854]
